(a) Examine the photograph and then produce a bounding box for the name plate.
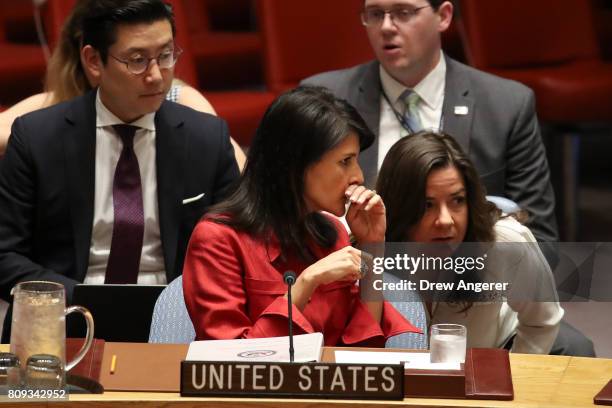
[181,361,403,400]
[404,367,465,398]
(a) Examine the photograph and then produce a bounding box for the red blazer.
[183,216,421,346]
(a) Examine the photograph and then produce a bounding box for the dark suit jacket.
[302,56,558,242]
[0,90,239,303]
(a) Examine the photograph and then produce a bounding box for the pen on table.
[110,354,117,374]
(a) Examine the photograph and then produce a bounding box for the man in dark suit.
[0,0,239,336]
[303,0,558,243]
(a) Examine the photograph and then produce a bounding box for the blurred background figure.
[303,0,557,243]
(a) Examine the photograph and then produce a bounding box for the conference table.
[1,345,610,407]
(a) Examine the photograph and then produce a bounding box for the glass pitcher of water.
[9,281,94,388]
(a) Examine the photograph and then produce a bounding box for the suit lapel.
[63,91,97,280]
[155,102,186,281]
[442,56,474,153]
[355,61,383,187]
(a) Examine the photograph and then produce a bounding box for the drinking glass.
[25,354,63,390]
[429,324,467,364]
[0,352,21,392]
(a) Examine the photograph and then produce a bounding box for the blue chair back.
[148,276,196,343]
[385,273,428,350]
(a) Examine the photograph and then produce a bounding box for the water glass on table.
[25,354,63,390]
[0,352,21,392]
[429,324,467,364]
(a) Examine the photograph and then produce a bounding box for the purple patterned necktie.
[105,124,144,284]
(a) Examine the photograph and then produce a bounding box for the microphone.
[283,270,296,362]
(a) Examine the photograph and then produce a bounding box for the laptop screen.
[69,284,165,342]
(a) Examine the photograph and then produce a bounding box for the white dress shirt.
[429,217,564,354]
[377,52,446,169]
[85,90,166,285]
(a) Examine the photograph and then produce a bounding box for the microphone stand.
[283,271,296,363]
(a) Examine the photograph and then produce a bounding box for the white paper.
[186,332,323,363]
[334,350,460,370]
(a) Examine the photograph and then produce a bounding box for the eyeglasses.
[110,46,183,75]
[361,5,431,26]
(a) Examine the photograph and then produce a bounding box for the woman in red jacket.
[183,86,420,346]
